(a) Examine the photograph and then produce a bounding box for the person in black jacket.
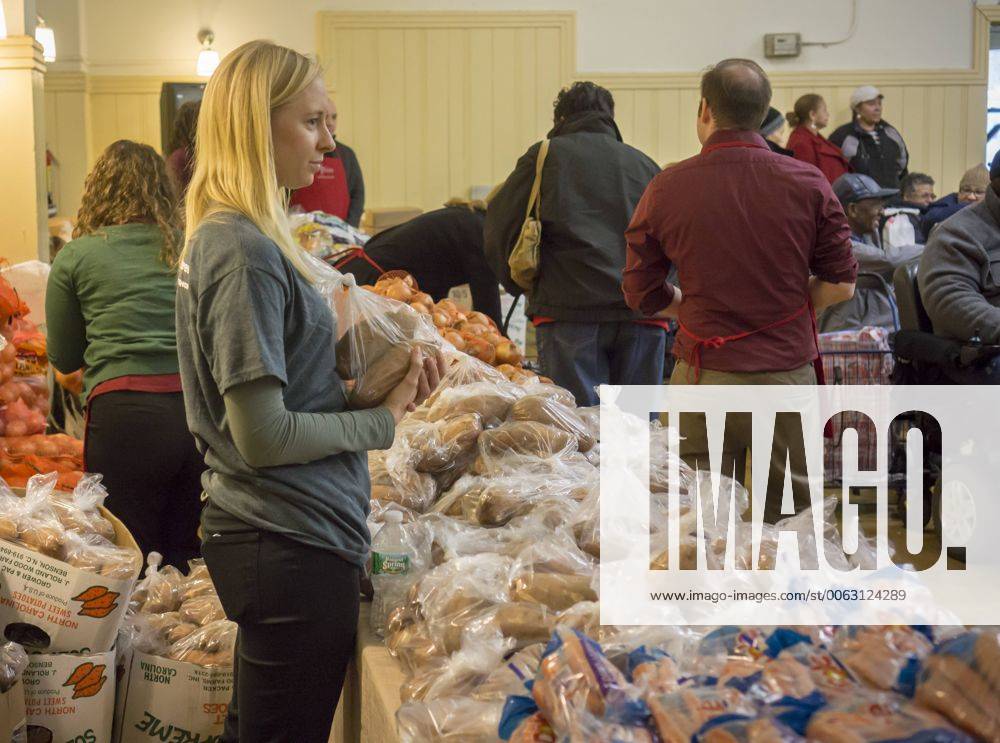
[337,201,502,327]
[829,85,909,189]
[485,82,663,405]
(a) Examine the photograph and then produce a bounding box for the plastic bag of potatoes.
[396,697,505,743]
[0,472,140,578]
[333,273,444,409]
[0,640,27,692]
[126,554,236,669]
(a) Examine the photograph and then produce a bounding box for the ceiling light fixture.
[35,17,56,62]
[196,29,219,77]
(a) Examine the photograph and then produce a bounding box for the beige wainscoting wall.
[43,73,203,218]
[317,12,575,211]
[599,71,987,198]
[44,8,993,218]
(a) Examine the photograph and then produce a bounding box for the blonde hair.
[75,140,180,266]
[182,40,321,277]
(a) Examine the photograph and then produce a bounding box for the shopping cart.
[819,274,899,486]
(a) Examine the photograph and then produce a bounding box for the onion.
[464,337,496,365]
[383,281,413,302]
[457,322,487,337]
[0,384,18,405]
[6,422,28,439]
[443,331,466,351]
[436,299,460,317]
[494,340,523,366]
[35,439,59,458]
[409,302,430,315]
[431,311,451,328]
[466,311,495,328]
[26,412,45,434]
[411,292,433,308]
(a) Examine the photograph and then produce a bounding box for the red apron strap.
[678,301,812,383]
[808,298,826,386]
[332,248,386,277]
[701,140,768,155]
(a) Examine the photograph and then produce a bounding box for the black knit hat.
[759,107,784,137]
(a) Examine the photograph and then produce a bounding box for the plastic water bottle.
[370,511,413,637]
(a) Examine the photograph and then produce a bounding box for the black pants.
[84,391,204,568]
[202,529,360,743]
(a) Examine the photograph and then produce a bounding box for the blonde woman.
[176,40,442,741]
[46,139,204,568]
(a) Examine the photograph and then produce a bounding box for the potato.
[478,421,576,459]
[509,395,595,452]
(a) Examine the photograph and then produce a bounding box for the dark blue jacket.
[921,194,967,238]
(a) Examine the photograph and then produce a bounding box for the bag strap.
[523,139,550,222]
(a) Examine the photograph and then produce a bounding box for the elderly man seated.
[819,173,923,333]
[918,154,1000,383]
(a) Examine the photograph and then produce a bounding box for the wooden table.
[329,602,404,743]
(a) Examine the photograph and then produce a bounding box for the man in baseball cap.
[830,85,909,189]
[819,173,923,333]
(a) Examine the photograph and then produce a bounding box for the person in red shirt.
[785,94,851,184]
[623,59,858,521]
[289,101,365,226]
[165,101,200,198]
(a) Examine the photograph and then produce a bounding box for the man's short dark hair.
[700,59,772,131]
[553,82,614,124]
[901,172,934,198]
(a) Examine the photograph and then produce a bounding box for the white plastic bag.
[1,261,50,326]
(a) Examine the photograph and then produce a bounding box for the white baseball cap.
[850,85,883,109]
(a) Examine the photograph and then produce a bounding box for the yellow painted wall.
[43,10,992,217]
[43,74,201,218]
[43,72,88,220]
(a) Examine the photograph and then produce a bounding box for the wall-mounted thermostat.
[764,33,802,58]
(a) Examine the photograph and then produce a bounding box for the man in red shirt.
[623,58,858,521]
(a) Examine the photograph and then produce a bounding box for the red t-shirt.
[289,154,351,219]
[623,129,857,373]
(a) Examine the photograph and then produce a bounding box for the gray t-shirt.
[176,212,393,566]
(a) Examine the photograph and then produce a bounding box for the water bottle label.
[373,551,410,575]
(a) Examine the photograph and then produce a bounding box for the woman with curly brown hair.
[45,139,204,568]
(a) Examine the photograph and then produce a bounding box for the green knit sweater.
[46,223,181,399]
